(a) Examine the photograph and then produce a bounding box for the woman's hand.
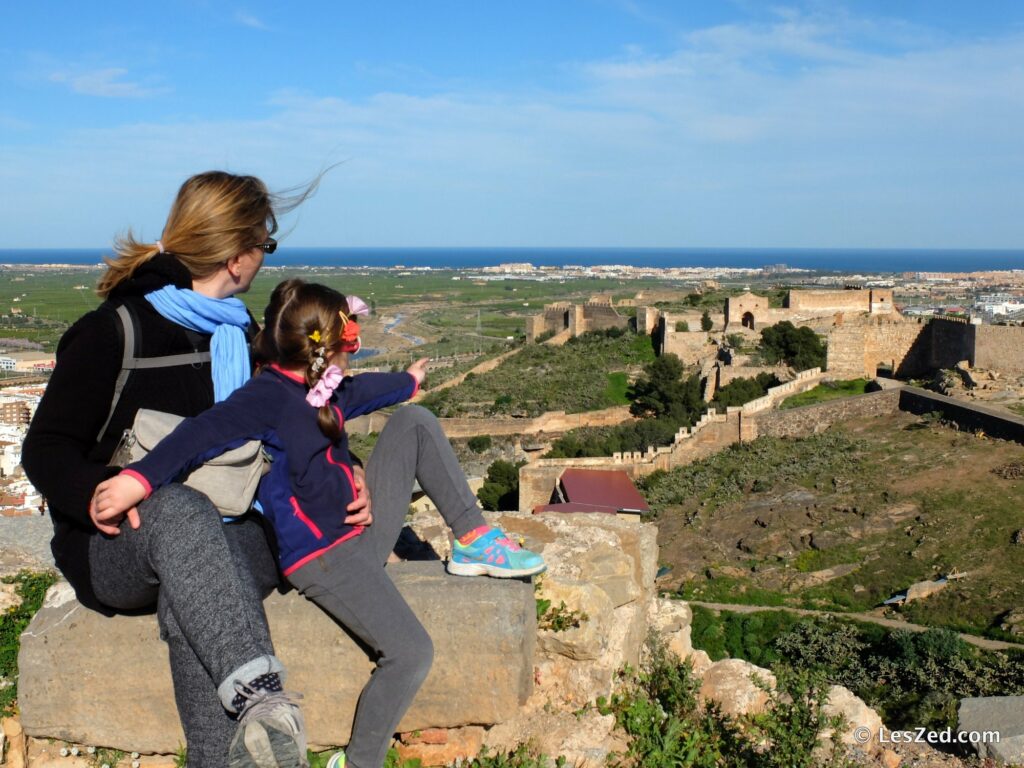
[344,465,373,526]
[90,475,147,535]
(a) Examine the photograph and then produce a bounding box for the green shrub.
[700,310,713,332]
[604,633,862,768]
[1,570,59,715]
[675,320,689,332]
[467,435,492,453]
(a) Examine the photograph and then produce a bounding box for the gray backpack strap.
[95,304,212,442]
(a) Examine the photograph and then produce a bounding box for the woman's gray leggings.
[89,405,485,768]
[288,405,486,768]
[89,485,282,768]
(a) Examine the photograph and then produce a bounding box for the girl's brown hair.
[97,170,322,297]
[253,279,351,440]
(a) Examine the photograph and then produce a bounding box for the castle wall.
[439,405,634,439]
[974,325,1024,374]
[517,369,824,512]
[752,389,901,438]
[898,387,1024,442]
[636,307,660,336]
[662,329,716,365]
[785,289,871,312]
[926,317,975,370]
[827,318,929,379]
[717,365,789,388]
[581,301,629,333]
[870,319,931,378]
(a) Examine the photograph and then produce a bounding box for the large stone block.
[959,696,1024,765]
[18,562,535,754]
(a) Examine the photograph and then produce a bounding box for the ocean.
[1,247,1021,273]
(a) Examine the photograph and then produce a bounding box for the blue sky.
[2,1,1023,249]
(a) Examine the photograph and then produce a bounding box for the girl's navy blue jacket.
[124,365,417,575]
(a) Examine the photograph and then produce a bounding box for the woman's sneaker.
[448,527,546,578]
[229,682,308,768]
[325,751,346,768]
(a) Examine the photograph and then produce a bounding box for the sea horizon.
[1,246,1022,274]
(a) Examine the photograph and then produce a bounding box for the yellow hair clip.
[309,329,322,343]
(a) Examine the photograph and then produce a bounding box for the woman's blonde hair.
[253,279,351,440]
[97,170,320,297]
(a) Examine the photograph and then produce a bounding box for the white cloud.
[48,68,165,98]
[234,11,268,30]
[6,7,1024,248]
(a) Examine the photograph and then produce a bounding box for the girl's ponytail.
[308,344,343,441]
[257,278,349,441]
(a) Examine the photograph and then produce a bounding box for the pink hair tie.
[156,240,165,253]
[346,295,370,316]
[306,364,344,407]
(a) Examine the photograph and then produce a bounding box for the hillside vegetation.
[420,329,655,417]
[648,412,1024,640]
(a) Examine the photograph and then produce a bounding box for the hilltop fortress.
[526,287,1024,380]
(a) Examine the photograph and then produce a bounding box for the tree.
[629,354,705,426]
[700,310,713,332]
[759,321,826,371]
[712,373,781,410]
[477,459,526,511]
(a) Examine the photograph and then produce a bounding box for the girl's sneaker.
[325,751,346,768]
[448,527,546,578]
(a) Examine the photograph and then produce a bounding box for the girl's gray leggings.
[287,405,485,768]
[89,405,485,768]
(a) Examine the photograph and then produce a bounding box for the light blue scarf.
[145,286,252,402]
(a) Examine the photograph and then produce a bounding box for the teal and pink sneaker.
[325,750,346,768]
[448,527,546,578]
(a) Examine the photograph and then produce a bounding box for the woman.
[21,171,352,768]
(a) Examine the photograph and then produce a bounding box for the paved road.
[688,600,1024,653]
[0,515,55,576]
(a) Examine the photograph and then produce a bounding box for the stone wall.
[825,317,1024,381]
[738,368,825,415]
[580,301,628,334]
[898,387,1024,443]
[354,405,635,440]
[636,307,660,336]
[785,289,876,312]
[717,365,790,389]
[827,318,930,379]
[439,406,635,439]
[751,389,901,438]
[662,328,716,365]
[926,317,974,370]
[518,369,825,512]
[973,324,1024,375]
[526,301,628,343]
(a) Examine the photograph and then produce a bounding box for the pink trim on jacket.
[119,469,153,499]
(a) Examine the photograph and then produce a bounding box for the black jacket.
[22,254,249,613]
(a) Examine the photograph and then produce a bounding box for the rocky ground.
[0,514,54,578]
[652,411,1024,638]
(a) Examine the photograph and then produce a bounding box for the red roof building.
[533,468,650,519]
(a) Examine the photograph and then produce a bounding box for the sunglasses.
[253,237,277,254]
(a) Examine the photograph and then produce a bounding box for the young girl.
[92,278,545,768]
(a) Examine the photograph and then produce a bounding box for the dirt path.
[688,600,1024,652]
